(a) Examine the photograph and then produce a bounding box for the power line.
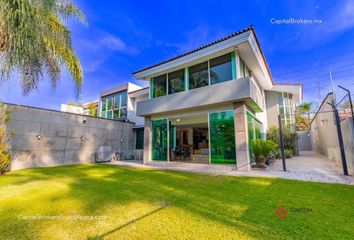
[277,68,354,83]
[273,50,354,76]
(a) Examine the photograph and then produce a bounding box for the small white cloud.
[98,34,127,51]
[159,25,230,55]
[75,29,139,72]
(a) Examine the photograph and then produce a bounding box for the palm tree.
[0,0,86,95]
[297,102,312,129]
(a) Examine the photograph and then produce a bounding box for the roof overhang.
[272,84,303,103]
[133,28,274,90]
[129,87,149,98]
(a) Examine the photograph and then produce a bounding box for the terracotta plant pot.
[257,155,266,168]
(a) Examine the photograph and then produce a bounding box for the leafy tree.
[0,0,86,95]
[87,103,97,117]
[297,102,313,126]
[0,103,11,174]
[295,115,310,131]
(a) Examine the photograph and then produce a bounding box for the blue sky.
[1,0,354,110]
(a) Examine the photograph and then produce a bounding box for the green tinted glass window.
[168,69,185,94]
[189,62,209,89]
[240,58,245,77]
[113,109,120,119]
[136,129,144,149]
[114,95,120,108]
[120,108,127,118]
[101,99,107,111]
[209,111,236,164]
[247,112,263,164]
[210,53,232,84]
[152,119,168,161]
[107,97,113,110]
[153,74,167,98]
[107,111,112,119]
[121,93,127,107]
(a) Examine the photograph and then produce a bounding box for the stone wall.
[1,103,135,170]
[341,118,354,175]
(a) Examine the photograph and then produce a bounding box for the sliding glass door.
[152,119,168,161]
[209,111,236,164]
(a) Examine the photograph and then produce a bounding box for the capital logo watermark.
[276,205,313,219]
[276,205,287,220]
[270,18,322,25]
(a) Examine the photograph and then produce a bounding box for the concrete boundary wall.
[310,93,354,175]
[1,103,135,170]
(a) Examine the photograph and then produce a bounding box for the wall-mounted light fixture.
[36,135,41,140]
[80,136,85,141]
[120,138,124,142]
[83,118,87,124]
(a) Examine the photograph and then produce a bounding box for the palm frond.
[0,0,85,95]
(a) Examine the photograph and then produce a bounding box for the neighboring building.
[83,100,99,117]
[60,104,84,115]
[98,82,149,152]
[132,26,302,169]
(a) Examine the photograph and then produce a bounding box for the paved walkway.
[107,151,354,185]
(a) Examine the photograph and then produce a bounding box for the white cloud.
[101,34,126,51]
[74,30,139,72]
[160,25,230,55]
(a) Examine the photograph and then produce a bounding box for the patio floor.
[107,151,354,185]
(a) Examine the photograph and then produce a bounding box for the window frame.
[100,90,127,120]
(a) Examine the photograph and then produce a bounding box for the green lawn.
[0,164,353,240]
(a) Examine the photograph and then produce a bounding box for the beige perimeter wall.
[310,94,354,175]
[0,104,135,170]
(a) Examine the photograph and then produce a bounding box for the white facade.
[60,104,84,115]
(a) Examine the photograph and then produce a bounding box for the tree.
[295,115,310,131]
[297,102,312,129]
[87,103,97,117]
[0,0,86,95]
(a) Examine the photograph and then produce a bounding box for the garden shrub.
[267,126,298,158]
[0,104,11,174]
[250,139,278,168]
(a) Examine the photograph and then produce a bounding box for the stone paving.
[107,151,354,185]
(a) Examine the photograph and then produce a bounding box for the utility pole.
[317,81,321,103]
[278,115,286,171]
[329,71,336,104]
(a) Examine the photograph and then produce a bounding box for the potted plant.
[250,139,278,168]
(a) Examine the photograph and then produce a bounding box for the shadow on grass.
[1,164,354,239]
[87,204,168,240]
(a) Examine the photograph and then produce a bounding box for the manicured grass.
[0,164,353,240]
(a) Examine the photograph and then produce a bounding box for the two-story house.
[132,26,302,170]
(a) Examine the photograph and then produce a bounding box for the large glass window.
[135,128,144,150]
[239,58,250,78]
[209,111,236,164]
[152,74,167,98]
[100,90,127,119]
[152,119,168,161]
[210,53,232,84]
[189,62,209,90]
[247,112,263,163]
[278,92,295,131]
[168,69,185,94]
